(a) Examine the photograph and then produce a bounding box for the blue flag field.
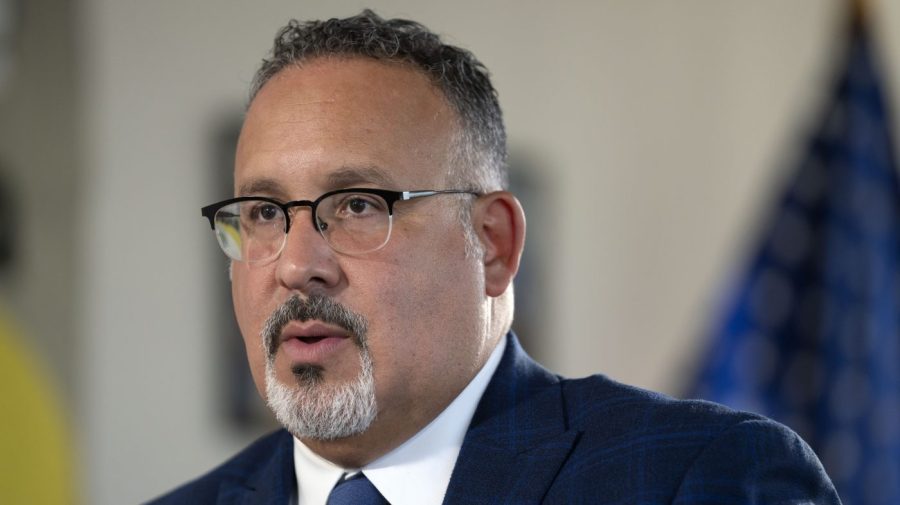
[691,18,900,505]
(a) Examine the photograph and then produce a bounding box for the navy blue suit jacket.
[148,334,840,504]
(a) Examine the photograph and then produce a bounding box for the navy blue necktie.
[325,473,389,505]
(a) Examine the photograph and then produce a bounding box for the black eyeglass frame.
[201,188,479,255]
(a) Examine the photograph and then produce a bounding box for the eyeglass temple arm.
[200,207,217,229]
[400,190,478,201]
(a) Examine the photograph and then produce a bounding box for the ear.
[472,191,526,297]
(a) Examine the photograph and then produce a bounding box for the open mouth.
[275,321,352,363]
[297,336,328,344]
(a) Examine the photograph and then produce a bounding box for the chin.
[263,352,377,441]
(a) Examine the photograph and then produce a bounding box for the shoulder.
[559,373,764,468]
[552,375,839,503]
[562,373,760,432]
[144,429,291,505]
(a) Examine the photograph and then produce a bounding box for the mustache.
[261,294,369,361]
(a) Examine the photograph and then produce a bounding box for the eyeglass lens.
[213,192,393,262]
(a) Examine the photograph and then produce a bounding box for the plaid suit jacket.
[148,333,840,504]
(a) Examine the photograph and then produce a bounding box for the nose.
[275,207,343,294]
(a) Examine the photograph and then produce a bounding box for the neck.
[298,389,458,468]
[299,330,506,468]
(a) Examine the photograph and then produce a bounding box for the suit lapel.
[443,334,579,504]
[217,430,296,505]
[213,335,576,505]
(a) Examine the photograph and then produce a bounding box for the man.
[150,10,840,505]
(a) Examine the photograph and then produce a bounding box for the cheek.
[231,268,256,341]
[242,334,267,398]
[359,242,482,359]
[231,265,270,397]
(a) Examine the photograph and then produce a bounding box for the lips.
[276,321,352,363]
[296,336,327,344]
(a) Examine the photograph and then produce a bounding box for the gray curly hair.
[249,9,508,195]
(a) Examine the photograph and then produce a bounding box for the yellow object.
[0,309,77,504]
[218,221,244,260]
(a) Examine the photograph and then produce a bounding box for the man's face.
[232,58,493,461]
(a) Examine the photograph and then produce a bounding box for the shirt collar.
[293,336,507,505]
[292,440,344,505]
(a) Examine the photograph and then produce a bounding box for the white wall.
[0,0,80,407]
[76,1,900,503]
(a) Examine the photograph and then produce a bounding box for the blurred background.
[1,0,898,503]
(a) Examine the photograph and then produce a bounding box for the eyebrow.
[325,165,397,189]
[237,178,287,198]
[236,165,399,199]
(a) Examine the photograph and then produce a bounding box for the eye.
[248,202,282,222]
[334,194,385,218]
[348,198,370,214]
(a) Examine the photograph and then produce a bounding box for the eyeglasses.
[201,188,478,262]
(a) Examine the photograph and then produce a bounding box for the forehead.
[235,57,458,197]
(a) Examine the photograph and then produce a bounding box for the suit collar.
[217,430,296,505]
[443,333,579,504]
[215,334,576,505]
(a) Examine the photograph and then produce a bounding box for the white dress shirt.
[293,336,507,505]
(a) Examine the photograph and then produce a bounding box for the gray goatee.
[261,294,376,441]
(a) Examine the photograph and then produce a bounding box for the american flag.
[691,15,900,505]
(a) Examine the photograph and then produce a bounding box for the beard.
[260,295,377,441]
